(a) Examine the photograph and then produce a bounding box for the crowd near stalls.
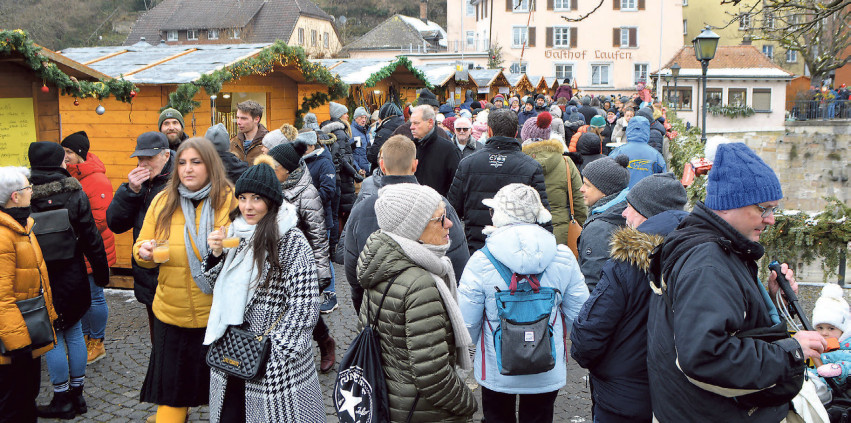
[0,32,829,423]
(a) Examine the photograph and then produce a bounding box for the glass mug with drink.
[152,240,170,263]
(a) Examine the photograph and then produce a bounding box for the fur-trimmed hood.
[32,176,83,200]
[522,138,564,155]
[609,226,665,272]
[320,120,347,134]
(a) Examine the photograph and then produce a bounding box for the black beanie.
[582,154,630,196]
[235,163,283,207]
[61,131,90,159]
[28,141,65,170]
[268,142,305,172]
[417,88,440,107]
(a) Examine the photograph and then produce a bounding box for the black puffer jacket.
[321,119,361,214]
[368,115,404,169]
[30,168,109,330]
[447,136,551,253]
[107,155,174,305]
[646,203,805,422]
[411,126,460,197]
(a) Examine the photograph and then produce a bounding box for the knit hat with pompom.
[520,111,552,141]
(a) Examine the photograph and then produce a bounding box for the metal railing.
[786,99,851,121]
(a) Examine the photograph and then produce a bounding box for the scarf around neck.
[384,231,472,371]
[178,182,214,294]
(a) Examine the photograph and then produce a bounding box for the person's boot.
[87,337,106,364]
[36,390,76,419]
[69,385,87,414]
[318,334,336,373]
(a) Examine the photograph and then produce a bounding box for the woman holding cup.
[203,162,324,422]
[133,138,237,423]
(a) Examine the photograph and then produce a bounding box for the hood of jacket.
[609,210,688,272]
[321,120,347,135]
[0,208,32,235]
[282,163,311,201]
[522,139,564,173]
[591,189,628,215]
[484,224,557,275]
[625,116,650,144]
[357,231,419,289]
[66,152,106,180]
[31,173,83,200]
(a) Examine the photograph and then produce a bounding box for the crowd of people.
[0,85,830,423]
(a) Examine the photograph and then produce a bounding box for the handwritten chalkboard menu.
[0,98,37,167]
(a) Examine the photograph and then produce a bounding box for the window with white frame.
[311,29,317,46]
[591,64,611,85]
[187,30,198,40]
[298,28,304,45]
[512,0,530,12]
[167,30,178,41]
[620,0,637,10]
[728,88,747,107]
[231,28,240,39]
[554,27,570,47]
[555,64,573,80]
[510,62,528,74]
[753,88,771,111]
[786,49,797,63]
[512,27,528,48]
[324,32,329,48]
[466,0,474,16]
[683,19,687,35]
[762,44,774,59]
[554,0,571,9]
[634,63,648,85]
[208,29,219,40]
[620,27,638,47]
[466,31,475,48]
[682,0,687,5]
[764,12,775,29]
[739,13,750,30]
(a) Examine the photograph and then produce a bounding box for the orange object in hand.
[222,237,240,249]
[152,240,170,263]
[826,337,840,352]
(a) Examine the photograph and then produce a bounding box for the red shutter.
[571,0,578,10]
[629,28,637,47]
[547,0,554,10]
[570,27,578,48]
[638,0,645,9]
[613,0,620,10]
[507,0,512,11]
[529,27,536,47]
[613,28,619,47]
[546,27,553,47]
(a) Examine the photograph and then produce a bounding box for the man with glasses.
[452,117,483,159]
[646,142,824,422]
[343,135,468,313]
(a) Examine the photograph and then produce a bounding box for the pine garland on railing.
[707,104,755,118]
[0,29,137,102]
[666,111,708,204]
[362,56,433,89]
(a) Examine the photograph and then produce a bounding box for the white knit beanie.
[482,183,552,227]
[813,284,850,339]
[375,183,442,241]
[262,129,288,150]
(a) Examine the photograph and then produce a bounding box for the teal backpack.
[481,246,565,378]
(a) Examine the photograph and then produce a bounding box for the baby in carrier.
[808,283,851,403]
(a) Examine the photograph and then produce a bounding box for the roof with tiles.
[655,45,793,79]
[343,14,446,52]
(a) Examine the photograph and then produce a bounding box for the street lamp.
[693,26,720,143]
[670,62,681,110]
[664,74,671,105]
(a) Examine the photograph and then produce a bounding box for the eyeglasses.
[455,127,471,132]
[428,213,447,228]
[755,204,779,218]
[15,184,33,192]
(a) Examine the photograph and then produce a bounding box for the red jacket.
[67,152,117,271]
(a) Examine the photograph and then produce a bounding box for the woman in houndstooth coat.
[203,163,325,423]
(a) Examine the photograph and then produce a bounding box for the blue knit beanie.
[705,143,782,210]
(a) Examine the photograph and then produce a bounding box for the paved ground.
[37,263,594,422]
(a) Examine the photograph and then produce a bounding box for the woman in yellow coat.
[133,138,237,423]
[0,166,58,423]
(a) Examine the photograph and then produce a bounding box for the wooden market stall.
[418,64,461,104]
[469,69,510,102]
[543,77,559,96]
[57,41,346,280]
[317,56,431,111]
[507,73,535,97]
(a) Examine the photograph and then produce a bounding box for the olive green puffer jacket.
[357,231,477,422]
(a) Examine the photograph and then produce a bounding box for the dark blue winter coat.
[350,121,371,173]
[517,108,538,128]
[303,146,337,230]
[570,210,687,422]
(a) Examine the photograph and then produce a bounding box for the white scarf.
[204,204,298,345]
[385,232,473,371]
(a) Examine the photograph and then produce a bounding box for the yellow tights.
[155,405,188,423]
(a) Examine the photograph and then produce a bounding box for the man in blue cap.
[646,142,825,422]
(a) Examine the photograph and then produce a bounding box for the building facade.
[445,0,683,94]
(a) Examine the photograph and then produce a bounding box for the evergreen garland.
[0,29,137,102]
[666,111,708,205]
[707,104,756,118]
[162,40,347,125]
[362,56,433,89]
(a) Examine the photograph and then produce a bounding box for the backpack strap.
[481,246,512,286]
[481,245,542,293]
[367,276,397,330]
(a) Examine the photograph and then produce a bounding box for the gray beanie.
[262,129,288,150]
[626,173,688,219]
[583,155,630,196]
[296,130,318,146]
[375,183,442,241]
[329,102,348,120]
[303,113,320,131]
[353,107,369,120]
[205,123,230,153]
[581,95,592,106]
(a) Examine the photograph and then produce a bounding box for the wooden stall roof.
[58,42,274,84]
[417,64,458,88]
[507,73,534,92]
[544,77,559,89]
[312,57,432,88]
[468,69,502,87]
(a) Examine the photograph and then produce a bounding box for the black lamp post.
[664,74,671,105]
[670,62,681,110]
[693,26,720,143]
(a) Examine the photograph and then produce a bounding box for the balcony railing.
[786,100,851,121]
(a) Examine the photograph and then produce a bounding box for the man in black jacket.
[367,102,405,169]
[646,142,825,422]
[106,132,174,341]
[344,135,469,313]
[448,108,551,254]
[409,105,461,196]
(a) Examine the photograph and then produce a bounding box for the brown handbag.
[563,157,583,259]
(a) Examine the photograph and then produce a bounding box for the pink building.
[446,0,684,95]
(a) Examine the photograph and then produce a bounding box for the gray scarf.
[178,182,214,294]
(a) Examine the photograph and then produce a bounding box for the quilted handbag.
[206,314,283,380]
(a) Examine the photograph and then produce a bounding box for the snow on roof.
[397,15,448,47]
